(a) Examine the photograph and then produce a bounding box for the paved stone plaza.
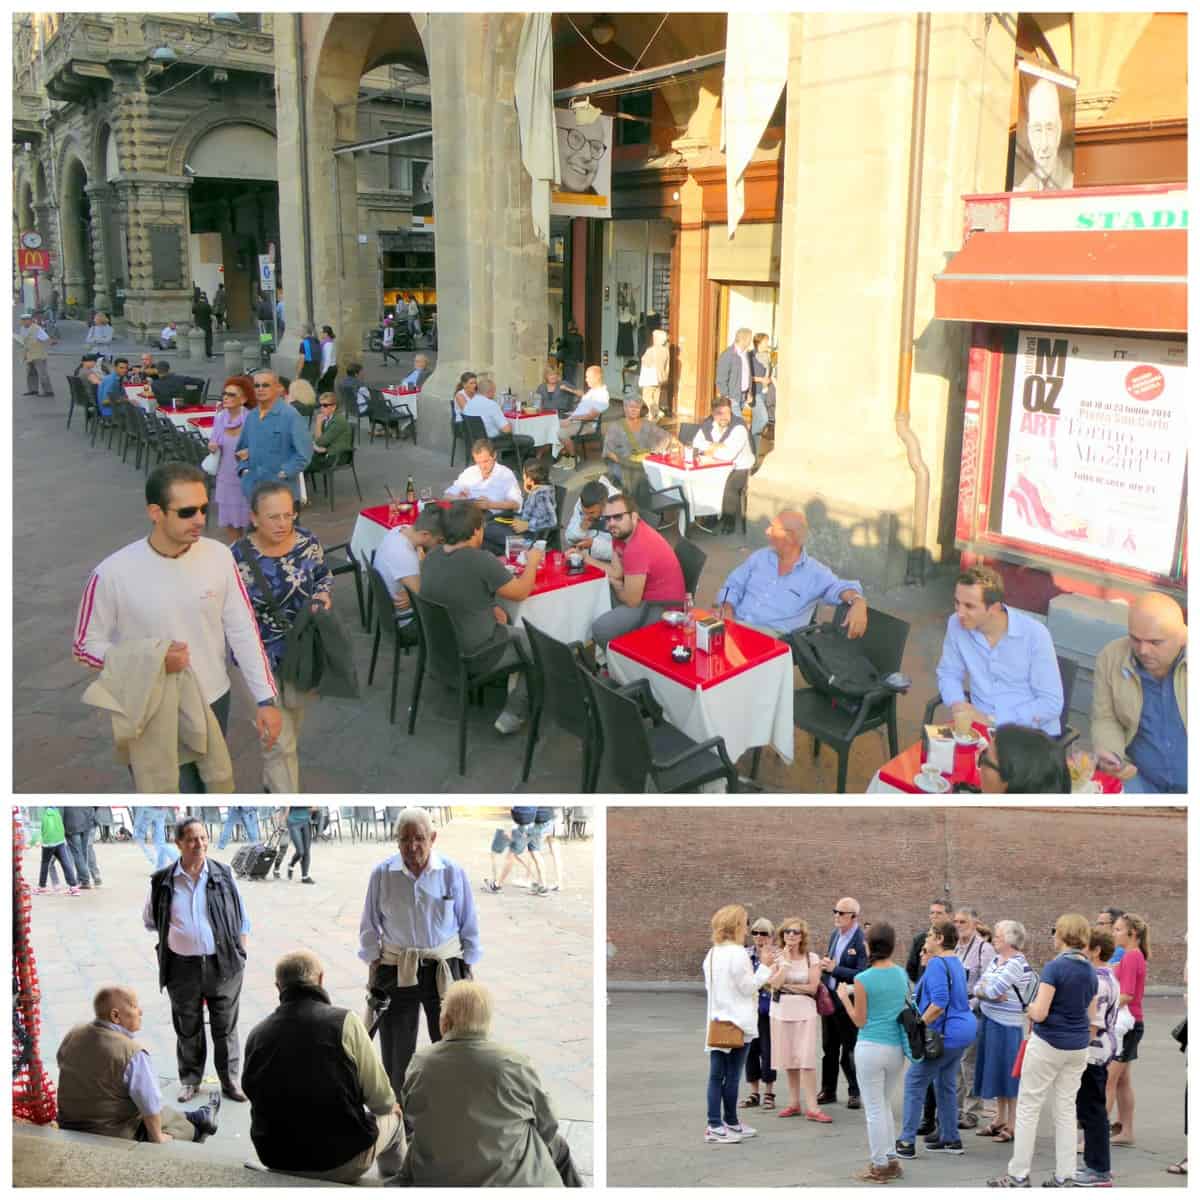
[607,991,1185,1189]
[15,811,593,1182]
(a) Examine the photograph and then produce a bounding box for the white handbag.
[200,448,221,475]
[637,364,659,388]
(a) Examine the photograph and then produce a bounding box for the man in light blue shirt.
[359,808,481,1094]
[237,369,313,502]
[401,353,432,390]
[935,565,1063,735]
[717,509,867,638]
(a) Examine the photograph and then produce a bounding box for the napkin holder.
[921,724,956,774]
[694,615,725,654]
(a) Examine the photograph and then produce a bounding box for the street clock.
[20,231,42,250]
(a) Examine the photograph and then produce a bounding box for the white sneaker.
[725,1122,756,1138]
[493,710,524,735]
[705,1125,742,1144]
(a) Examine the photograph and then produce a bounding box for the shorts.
[527,819,554,851]
[1115,1020,1144,1063]
[491,824,531,856]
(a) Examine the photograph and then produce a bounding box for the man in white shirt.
[692,399,756,533]
[555,365,610,467]
[158,322,179,351]
[73,461,282,791]
[444,440,522,517]
[373,507,445,629]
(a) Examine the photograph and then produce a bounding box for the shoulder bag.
[898,979,927,1062]
[918,956,951,1060]
[813,951,835,1016]
[704,951,745,1050]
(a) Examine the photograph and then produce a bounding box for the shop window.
[616,92,652,146]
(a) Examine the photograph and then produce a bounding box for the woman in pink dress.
[766,917,831,1122]
[209,374,255,540]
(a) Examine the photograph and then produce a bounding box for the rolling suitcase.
[232,828,287,880]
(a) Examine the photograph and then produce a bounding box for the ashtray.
[670,645,693,663]
[661,611,687,626]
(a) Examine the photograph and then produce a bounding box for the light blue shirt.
[97,1020,162,1117]
[826,922,860,992]
[235,399,313,501]
[358,851,481,965]
[455,393,509,437]
[1125,655,1187,792]
[935,606,1063,735]
[141,860,251,957]
[717,547,862,634]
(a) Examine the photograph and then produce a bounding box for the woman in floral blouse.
[232,481,332,792]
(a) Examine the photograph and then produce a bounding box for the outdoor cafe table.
[349,502,449,571]
[607,614,794,765]
[502,408,561,448]
[498,557,611,646]
[383,385,420,414]
[640,453,734,535]
[159,406,216,429]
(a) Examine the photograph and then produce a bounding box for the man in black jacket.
[142,817,250,1105]
[244,949,405,1183]
[194,293,214,358]
[817,896,867,1108]
[62,806,102,889]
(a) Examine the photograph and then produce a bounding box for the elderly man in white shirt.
[692,398,757,533]
[445,438,522,517]
[555,365,610,468]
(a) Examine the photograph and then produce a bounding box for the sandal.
[977,1122,1006,1137]
[762,1092,776,1110]
[1109,1121,1122,1136]
[993,1128,1014,1144]
[1166,1159,1187,1176]
[739,1094,761,1108]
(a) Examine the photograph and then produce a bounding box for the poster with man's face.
[411,159,434,228]
[1013,60,1077,192]
[551,109,612,219]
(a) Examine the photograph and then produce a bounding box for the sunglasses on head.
[168,504,209,519]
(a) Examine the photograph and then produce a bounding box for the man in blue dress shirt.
[236,369,313,502]
[359,808,481,1095]
[143,816,251,1105]
[716,510,868,638]
[935,565,1063,735]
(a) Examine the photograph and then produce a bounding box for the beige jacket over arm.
[1090,636,1188,761]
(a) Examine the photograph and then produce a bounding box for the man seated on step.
[56,985,221,1145]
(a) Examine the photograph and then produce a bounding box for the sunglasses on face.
[751,931,771,937]
[253,381,274,389]
[168,504,209,519]
[782,929,802,936]
[603,511,629,523]
[833,910,855,917]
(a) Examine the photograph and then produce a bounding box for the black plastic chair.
[403,586,534,776]
[678,421,701,444]
[306,423,363,512]
[324,539,366,631]
[521,620,600,792]
[367,387,414,447]
[460,413,489,460]
[366,566,417,723]
[579,666,739,793]
[636,473,689,534]
[791,606,911,793]
[920,654,1080,750]
[66,375,90,431]
[673,538,707,600]
[576,412,604,462]
[449,399,461,465]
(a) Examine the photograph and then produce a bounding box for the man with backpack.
[716,509,866,639]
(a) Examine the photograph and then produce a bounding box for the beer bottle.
[405,476,416,504]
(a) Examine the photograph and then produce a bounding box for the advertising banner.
[999,329,1187,576]
[1012,60,1077,193]
[551,109,613,219]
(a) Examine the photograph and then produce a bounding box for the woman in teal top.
[837,923,909,1183]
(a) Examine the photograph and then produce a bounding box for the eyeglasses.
[833,909,856,917]
[253,381,274,389]
[751,931,771,937]
[603,511,629,523]
[168,504,209,518]
[261,511,297,523]
[782,929,803,936]
[561,127,606,158]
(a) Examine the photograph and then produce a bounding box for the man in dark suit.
[817,896,867,1109]
[715,328,753,407]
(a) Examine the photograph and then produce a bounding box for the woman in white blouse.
[702,904,773,1145]
[692,398,756,533]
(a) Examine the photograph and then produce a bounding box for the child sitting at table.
[483,461,558,555]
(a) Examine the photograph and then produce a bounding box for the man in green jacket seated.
[309,392,353,470]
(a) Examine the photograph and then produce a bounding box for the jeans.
[133,807,177,869]
[901,1043,967,1142]
[65,831,93,885]
[1008,1035,1089,1182]
[707,1045,750,1127]
[217,807,261,850]
[857,1041,905,1165]
[39,843,78,888]
[1076,1061,1110,1175]
[288,822,312,876]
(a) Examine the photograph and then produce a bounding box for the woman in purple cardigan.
[209,375,255,540]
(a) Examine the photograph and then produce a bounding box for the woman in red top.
[1107,912,1149,1146]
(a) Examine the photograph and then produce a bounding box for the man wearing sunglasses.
[236,370,313,503]
[74,462,282,791]
[817,898,867,1110]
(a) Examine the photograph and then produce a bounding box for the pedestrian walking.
[217,806,262,851]
[33,807,81,896]
[210,376,255,540]
[132,806,178,870]
[62,805,102,889]
[194,293,214,358]
[213,284,227,333]
[318,325,337,394]
[236,370,313,503]
[296,324,322,391]
[16,313,54,396]
[278,805,317,884]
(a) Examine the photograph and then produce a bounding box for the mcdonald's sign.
[18,248,50,273]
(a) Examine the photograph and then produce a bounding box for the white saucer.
[914,772,951,794]
[952,730,984,746]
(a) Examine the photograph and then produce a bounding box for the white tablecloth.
[505,411,560,448]
[608,644,795,764]
[383,388,420,415]
[641,458,734,534]
[499,574,611,646]
[350,512,390,570]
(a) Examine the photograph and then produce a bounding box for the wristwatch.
[257,698,278,708]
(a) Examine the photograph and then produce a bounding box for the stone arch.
[58,140,95,310]
[35,160,48,204]
[165,108,278,179]
[94,121,121,184]
[14,169,36,232]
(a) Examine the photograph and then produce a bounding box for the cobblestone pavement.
[607,990,1185,1189]
[16,811,593,1179]
[14,323,1069,793]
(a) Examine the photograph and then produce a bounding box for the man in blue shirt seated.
[716,509,868,638]
[56,985,221,1144]
[935,565,1063,735]
[97,357,130,417]
[401,353,432,391]
[1091,592,1187,794]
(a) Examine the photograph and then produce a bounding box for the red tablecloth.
[359,500,450,530]
[644,452,729,472]
[187,415,215,430]
[609,615,790,692]
[167,405,215,416]
[504,409,559,420]
[505,556,606,597]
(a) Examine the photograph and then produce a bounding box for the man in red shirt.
[587,491,685,649]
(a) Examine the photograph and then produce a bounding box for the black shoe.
[21,391,38,396]
[221,1083,248,1103]
[186,1090,222,1141]
[924,1131,942,1145]
[287,864,294,880]
[926,1139,964,1155]
[302,876,316,885]
[916,1120,936,1137]
[895,1141,916,1160]
[816,1092,837,1105]
[847,1095,862,1110]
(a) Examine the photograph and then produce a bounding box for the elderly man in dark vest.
[243,949,406,1183]
[142,815,250,1104]
[57,985,220,1143]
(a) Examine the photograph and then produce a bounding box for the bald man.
[1091,592,1187,793]
[716,509,867,638]
[57,985,220,1144]
[817,896,867,1108]
[1015,76,1068,192]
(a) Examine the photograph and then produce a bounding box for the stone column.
[749,12,1014,589]
[33,200,60,296]
[84,182,115,316]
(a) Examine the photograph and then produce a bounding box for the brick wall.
[607,806,1186,984]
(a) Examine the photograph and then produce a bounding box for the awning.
[933,229,1186,334]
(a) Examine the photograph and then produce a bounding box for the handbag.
[1011,1036,1029,1078]
[898,984,926,1062]
[1171,1017,1187,1050]
[201,448,221,475]
[637,363,659,388]
[704,952,745,1050]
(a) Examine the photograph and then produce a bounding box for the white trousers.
[856,1041,905,1167]
[1008,1034,1089,1182]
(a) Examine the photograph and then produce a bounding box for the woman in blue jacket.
[896,918,978,1159]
